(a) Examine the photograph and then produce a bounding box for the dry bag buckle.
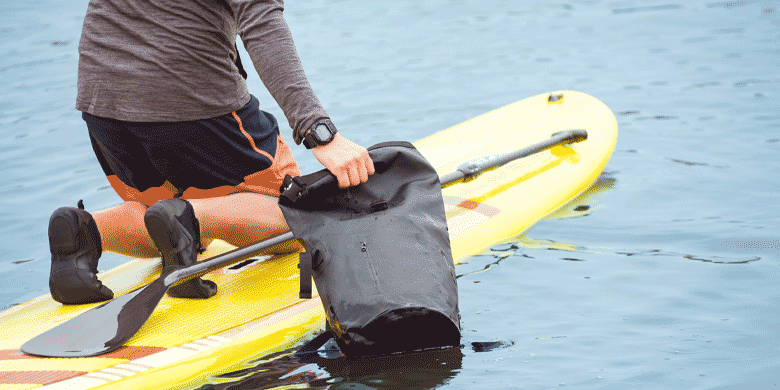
[280,175,308,202]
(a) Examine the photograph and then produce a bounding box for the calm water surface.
[1,0,779,389]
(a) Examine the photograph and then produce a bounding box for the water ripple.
[612,5,684,14]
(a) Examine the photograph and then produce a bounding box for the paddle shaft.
[169,129,587,286]
[165,231,295,287]
[439,129,587,187]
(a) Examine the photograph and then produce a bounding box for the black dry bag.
[279,141,460,357]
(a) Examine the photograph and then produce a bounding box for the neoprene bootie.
[48,201,114,304]
[144,198,217,299]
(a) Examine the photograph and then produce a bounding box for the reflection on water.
[200,338,521,389]
[543,173,616,220]
[500,235,767,265]
[200,345,465,390]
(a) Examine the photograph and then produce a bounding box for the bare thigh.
[191,192,302,255]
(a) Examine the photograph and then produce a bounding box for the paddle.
[21,129,587,358]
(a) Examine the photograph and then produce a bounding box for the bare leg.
[190,192,302,254]
[93,201,158,258]
[92,193,300,258]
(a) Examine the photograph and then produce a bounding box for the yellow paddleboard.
[0,91,617,390]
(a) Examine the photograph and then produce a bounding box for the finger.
[364,154,375,175]
[335,167,351,188]
[357,160,369,183]
[348,163,361,187]
[330,161,349,188]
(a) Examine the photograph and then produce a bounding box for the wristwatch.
[302,119,338,149]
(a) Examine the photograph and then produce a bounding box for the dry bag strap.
[298,251,313,299]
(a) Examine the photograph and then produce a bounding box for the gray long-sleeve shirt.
[76,0,327,144]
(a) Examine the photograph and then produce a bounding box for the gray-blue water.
[2,0,779,389]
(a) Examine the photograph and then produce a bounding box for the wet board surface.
[0,91,617,390]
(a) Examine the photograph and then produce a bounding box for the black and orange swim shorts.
[84,95,301,206]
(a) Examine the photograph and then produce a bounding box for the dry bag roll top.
[279,141,461,358]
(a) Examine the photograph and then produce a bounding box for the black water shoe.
[48,201,114,305]
[144,198,217,299]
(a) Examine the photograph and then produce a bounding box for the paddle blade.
[21,277,168,358]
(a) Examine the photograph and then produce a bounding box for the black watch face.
[313,124,332,141]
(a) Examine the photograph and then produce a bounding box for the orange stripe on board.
[0,346,165,361]
[0,350,30,360]
[457,200,499,216]
[99,346,166,360]
[0,370,86,385]
[443,196,501,217]
[232,111,274,162]
[457,199,481,210]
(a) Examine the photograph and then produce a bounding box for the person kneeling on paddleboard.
[47,0,374,304]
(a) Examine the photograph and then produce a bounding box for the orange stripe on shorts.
[232,111,274,162]
[106,176,177,207]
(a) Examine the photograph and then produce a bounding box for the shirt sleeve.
[229,0,328,144]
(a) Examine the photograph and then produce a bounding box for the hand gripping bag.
[279,142,460,357]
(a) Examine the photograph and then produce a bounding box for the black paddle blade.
[21,277,168,358]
